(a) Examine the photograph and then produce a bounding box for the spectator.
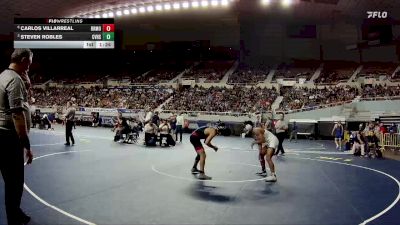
[152,111,160,126]
[364,122,380,155]
[243,120,254,138]
[31,112,41,128]
[144,109,154,124]
[159,119,175,147]
[351,125,366,156]
[113,112,130,142]
[228,63,269,84]
[144,121,158,146]
[289,121,298,142]
[389,123,397,134]
[280,86,358,111]
[379,122,387,134]
[31,87,174,111]
[169,113,177,137]
[175,112,185,142]
[164,86,277,113]
[42,114,52,130]
[361,84,400,98]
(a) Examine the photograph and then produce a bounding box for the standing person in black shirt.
[64,101,76,146]
[152,111,160,126]
[275,113,288,155]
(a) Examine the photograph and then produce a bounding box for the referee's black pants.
[66,120,75,144]
[276,132,286,154]
[0,130,25,224]
[175,125,183,142]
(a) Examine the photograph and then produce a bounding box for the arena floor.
[1,125,399,225]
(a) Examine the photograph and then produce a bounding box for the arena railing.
[315,78,350,85]
[227,79,267,85]
[227,83,258,86]
[161,110,255,117]
[359,96,400,101]
[380,133,400,151]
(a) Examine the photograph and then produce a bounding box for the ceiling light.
[139,6,146,13]
[182,2,190,8]
[156,4,163,11]
[261,0,270,5]
[147,5,154,12]
[281,0,293,7]
[192,1,200,8]
[173,2,181,9]
[102,13,108,18]
[108,12,114,17]
[211,0,219,6]
[201,0,209,7]
[116,10,122,16]
[164,3,172,10]
[221,0,229,6]
[131,8,138,14]
[123,9,130,15]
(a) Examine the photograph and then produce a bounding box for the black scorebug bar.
[14,18,115,49]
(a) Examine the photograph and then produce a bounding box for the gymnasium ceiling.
[1,0,400,34]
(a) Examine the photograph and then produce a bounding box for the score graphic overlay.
[14,18,115,49]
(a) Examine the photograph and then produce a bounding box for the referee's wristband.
[21,137,31,150]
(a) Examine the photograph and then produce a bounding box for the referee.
[64,101,76,146]
[0,48,34,225]
[275,113,288,156]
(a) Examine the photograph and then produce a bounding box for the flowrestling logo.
[367,11,388,18]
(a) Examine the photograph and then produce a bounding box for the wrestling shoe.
[191,168,201,174]
[265,174,277,182]
[255,171,267,177]
[198,173,212,180]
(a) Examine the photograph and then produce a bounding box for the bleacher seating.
[228,64,269,84]
[358,62,397,80]
[390,70,400,82]
[163,86,278,113]
[32,87,174,110]
[131,63,188,84]
[279,86,359,111]
[361,84,400,98]
[31,73,49,84]
[182,61,234,82]
[316,61,358,84]
[274,59,319,81]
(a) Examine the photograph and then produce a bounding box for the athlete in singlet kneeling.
[190,124,226,180]
[252,127,278,182]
